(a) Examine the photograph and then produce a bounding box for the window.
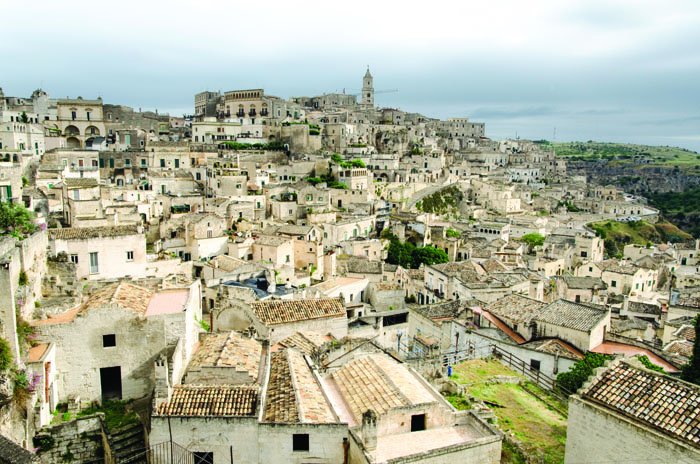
[160,159,165,168]
[174,159,180,168]
[286,255,290,263]
[411,414,426,432]
[126,251,134,261]
[580,251,587,258]
[71,111,77,120]
[103,334,116,347]
[141,159,147,167]
[125,159,131,167]
[611,280,617,288]
[89,252,99,274]
[530,359,541,371]
[193,452,213,464]
[292,434,309,452]
[109,158,115,168]
[70,254,78,264]
[575,295,581,303]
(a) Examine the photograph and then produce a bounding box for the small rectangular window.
[193,452,213,464]
[530,359,541,371]
[89,252,99,274]
[411,414,426,432]
[126,251,134,261]
[103,334,116,347]
[70,254,79,264]
[612,281,617,288]
[292,434,309,452]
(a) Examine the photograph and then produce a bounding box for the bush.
[556,353,611,393]
[18,270,27,286]
[0,338,13,372]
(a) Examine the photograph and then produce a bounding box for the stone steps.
[108,422,148,464]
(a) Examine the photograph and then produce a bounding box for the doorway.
[100,366,122,402]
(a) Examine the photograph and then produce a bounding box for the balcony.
[248,110,256,117]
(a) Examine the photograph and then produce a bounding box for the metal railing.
[492,345,571,400]
[120,441,213,464]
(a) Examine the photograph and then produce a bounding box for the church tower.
[361,67,374,107]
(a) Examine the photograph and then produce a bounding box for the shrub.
[18,271,27,286]
[0,338,13,372]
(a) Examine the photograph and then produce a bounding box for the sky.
[1,0,699,151]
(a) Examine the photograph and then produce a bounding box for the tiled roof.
[597,260,639,275]
[83,282,153,316]
[287,350,335,423]
[332,354,435,423]
[411,300,468,321]
[674,325,696,342]
[49,225,140,240]
[0,433,41,463]
[522,338,584,360]
[627,301,662,315]
[64,178,98,188]
[263,351,299,422]
[278,224,314,236]
[486,294,546,325]
[205,255,248,272]
[561,276,606,290]
[155,385,259,417]
[534,299,608,332]
[252,298,345,326]
[255,234,292,247]
[582,361,700,447]
[188,332,262,381]
[276,332,333,356]
[664,340,693,358]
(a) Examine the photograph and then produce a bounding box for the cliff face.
[566,160,700,194]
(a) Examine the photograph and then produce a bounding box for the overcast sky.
[2,0,699,151]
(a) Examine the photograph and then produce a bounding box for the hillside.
[648,187,700,238]
[588,219,692,257]
[541,141,700,171]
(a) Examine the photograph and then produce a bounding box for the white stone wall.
[50,233,146,280]
[565,396,700,464]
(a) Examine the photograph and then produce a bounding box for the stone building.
[565,358,700,463]
[56,97,105,149]
[31,280,202,403]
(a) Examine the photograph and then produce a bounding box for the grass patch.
[450,358,516,384]
[454,359,567,463]
[588,219,692,257]
[547,141,699,170]
[77,399,140,429]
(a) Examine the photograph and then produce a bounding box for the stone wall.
[565,396,700,464]
[34,414,113,464]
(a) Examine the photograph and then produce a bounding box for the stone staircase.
[108,422,147,464]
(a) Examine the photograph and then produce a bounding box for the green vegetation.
[681,316,700,385]
[339,159,365,168]
[637,355,666,374]
[558,200,581,212]
[419,186,462,213]
[545,141,700,169]
[0,338,12,372]
[306,173,348,190]
[588,219,691,257]
[382,230,448,269]
[521,233,544,252]
[330,153,342,163]
[445,228,461,238]
[219,140,285,151]
[556,353,611,393]
[77,399,140,429]
[649,187,700,238]
[451,359,567,464]
[0,202,36,238]
[195,317,211,332]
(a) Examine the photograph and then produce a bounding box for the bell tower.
[361,67,374,107]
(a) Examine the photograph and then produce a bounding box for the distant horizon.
[2,0,698,152]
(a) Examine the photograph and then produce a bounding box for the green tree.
[556,353,611,393]
[521,233,545,252]
[681,316,700,385]
[411,246,448,268]
[0,202,36,236]
[330,153,342,164]
[20,112,29,124]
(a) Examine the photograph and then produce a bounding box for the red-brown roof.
[251,298,345,326]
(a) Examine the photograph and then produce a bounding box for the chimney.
[153,354,172,410]
[361,409,378,451]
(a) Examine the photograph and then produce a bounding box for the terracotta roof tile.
[276,332,333,356]
[156,385,259,417]
[287,350,335,423]
[189,332,262,381]
[82,282,153,316]
[486,294,547,325]
[263,351,299,422]
[252,298,345,326]
[49,225,140,240]
[535,299,608,332]
[583,362,700,447]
